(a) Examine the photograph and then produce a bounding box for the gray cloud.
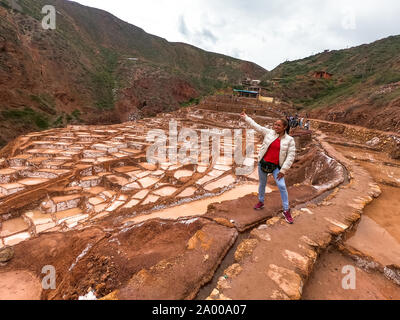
[177,15,218,46]
[75,0,400,70]
[200,28,218,44]
[178,15,189,37]
[230,48,243,59]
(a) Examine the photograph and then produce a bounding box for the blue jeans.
[258,163,289,211]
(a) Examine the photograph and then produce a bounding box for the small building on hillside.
[237,78,262,98]
[248,86,261,93]
[268,78,284,86]
[233,89,259,99]
[241,78,261,87]
[241,78,252,86]
[312,71,333,79]
[259,95,274,103]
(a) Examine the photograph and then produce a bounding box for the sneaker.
[282,209,294,224]
[254,202,264,210]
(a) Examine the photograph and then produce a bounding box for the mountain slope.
[0,0,266,146]
[263,35,400,132]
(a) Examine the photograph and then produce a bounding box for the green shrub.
[2,106,49,130]
[374,72,400,85]
[180,97,200,107]
[53,115,64,127]
[29,93,56,114]
[72,109,81,119]
[92,48,119,110]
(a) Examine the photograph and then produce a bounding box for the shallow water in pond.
[332,143,400,266]
[125,183,272,224]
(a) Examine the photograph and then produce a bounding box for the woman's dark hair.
[278,118,289,129]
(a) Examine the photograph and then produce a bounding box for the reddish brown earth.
[308,96,400,134]
[306,98,400,134]
[0,217,238,300]
[0,270,42,300]
[0,226,106,299]
[115,220,237,300]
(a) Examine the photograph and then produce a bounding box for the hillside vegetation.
[263,35,400,132]
[0,0,266,145]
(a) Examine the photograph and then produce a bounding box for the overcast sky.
[72,0,400,70]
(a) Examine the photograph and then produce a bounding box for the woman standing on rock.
[241,111,296,224]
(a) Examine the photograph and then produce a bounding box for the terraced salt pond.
[3,105,389,301]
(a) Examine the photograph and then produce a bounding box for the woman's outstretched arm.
[240,112,271,136]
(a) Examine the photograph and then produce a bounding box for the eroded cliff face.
[0,4,89,143]
[114,74,199,123]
